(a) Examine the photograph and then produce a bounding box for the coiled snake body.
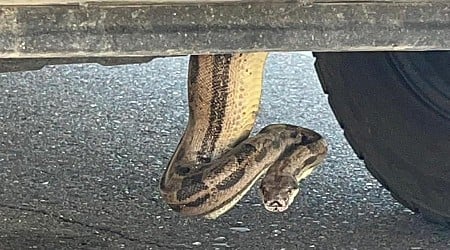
[160,53,327,219]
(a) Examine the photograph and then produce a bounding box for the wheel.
[313,51,450,225]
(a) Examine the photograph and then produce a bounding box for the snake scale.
[159,52,328,219]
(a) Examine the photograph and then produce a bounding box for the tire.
[312,51,450,225]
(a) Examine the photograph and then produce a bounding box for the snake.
[159,52,328,219]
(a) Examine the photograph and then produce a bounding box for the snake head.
[259,174,299,213]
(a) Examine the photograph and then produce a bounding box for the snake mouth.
[264,200,289,212]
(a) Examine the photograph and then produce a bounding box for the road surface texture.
[0,52,449,249]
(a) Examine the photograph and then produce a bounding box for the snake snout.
[265,200,287,212]
[264,199,289,212]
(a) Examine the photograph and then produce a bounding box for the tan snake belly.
[159,53,327,219]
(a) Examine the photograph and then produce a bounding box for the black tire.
[313,51,450,225]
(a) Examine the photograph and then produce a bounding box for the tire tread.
[313,52,450,226]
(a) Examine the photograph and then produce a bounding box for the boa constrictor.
[159,53,327,219]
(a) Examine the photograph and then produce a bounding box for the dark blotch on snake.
[293,167,302,177]
[187,56,200,114]
[216,168,246,190]
[199,54,232,161]
[272,139,281,149]
[236,155,245,164]
[290,130,299,139]
[299,133,322,146]
[278,143,299,160]
[184,194,211,207]
[236,143,257,164]
[304,155,318,166]
[190,172,204,183]
[177,173,208,200]
[255,146,268,162]
[242,143,257,153]
[176,165,191,175]
[307,142,322,151]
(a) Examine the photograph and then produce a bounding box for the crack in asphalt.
[0,203,169,248]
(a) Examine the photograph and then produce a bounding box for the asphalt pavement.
[0,52,449,249]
